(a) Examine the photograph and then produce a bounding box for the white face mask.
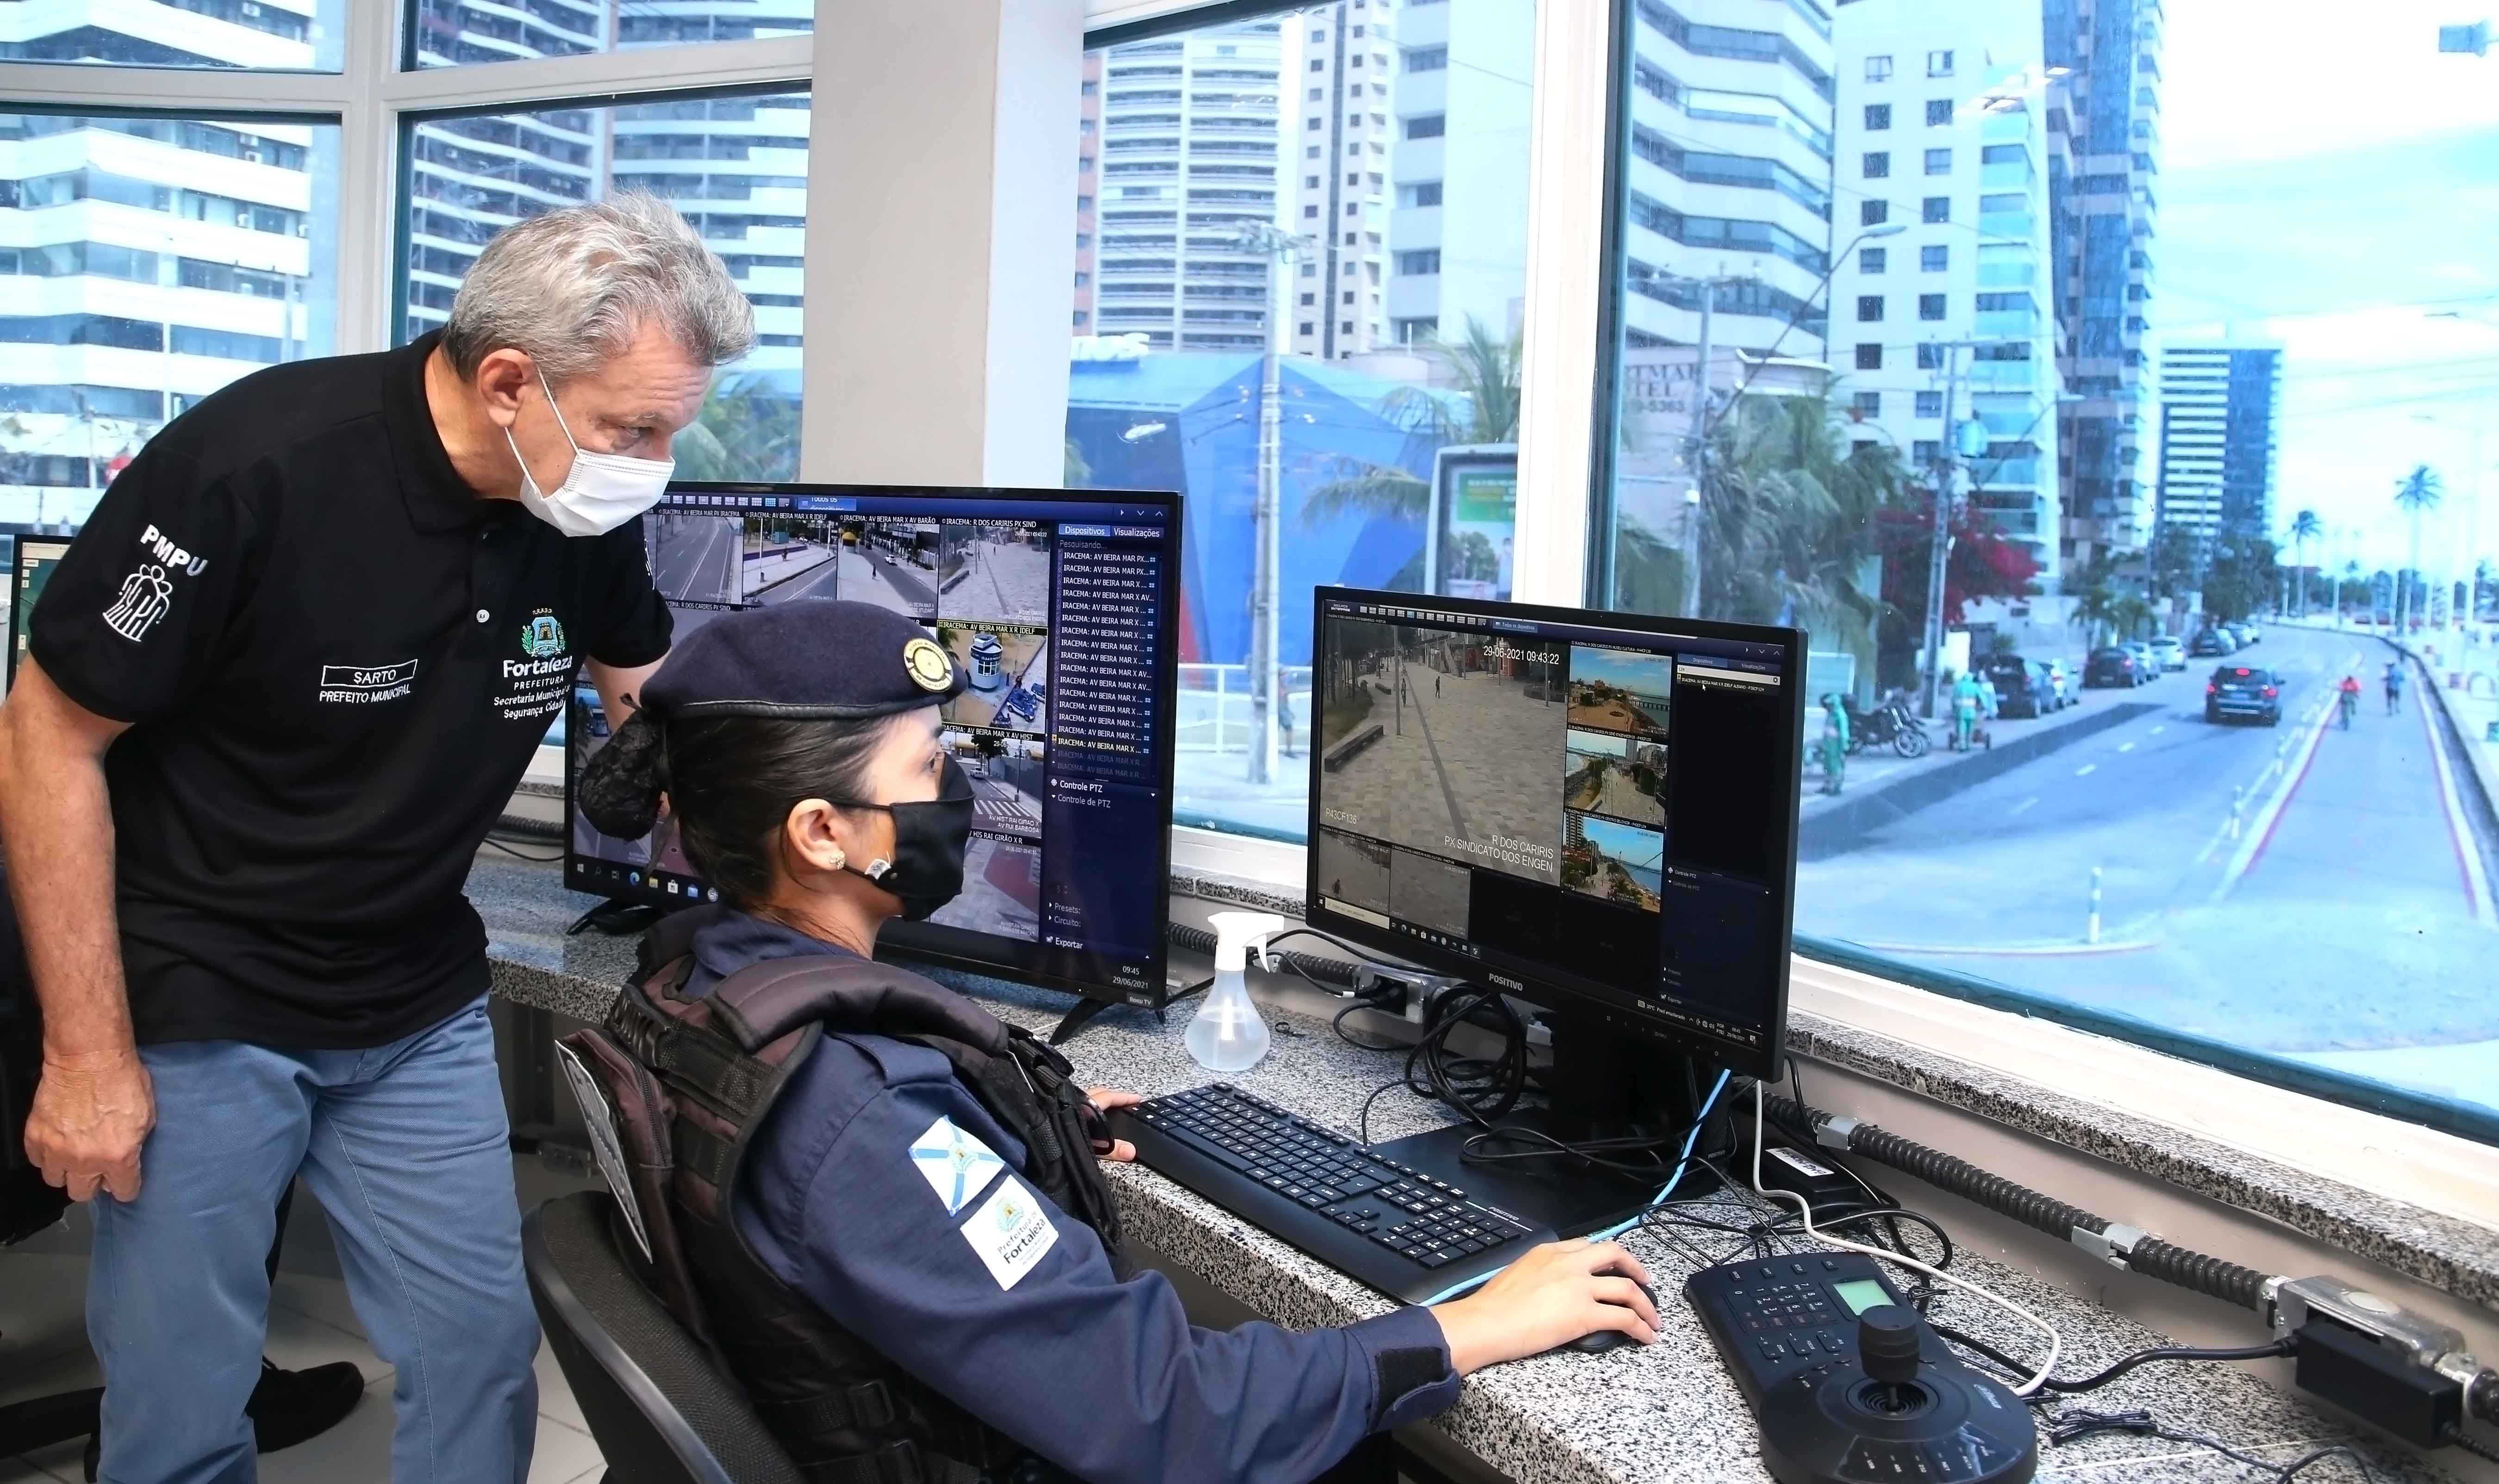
[503,367,675,537]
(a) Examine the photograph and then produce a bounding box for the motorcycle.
[1845,693,1931,759]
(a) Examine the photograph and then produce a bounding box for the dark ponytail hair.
[578,708,893,909]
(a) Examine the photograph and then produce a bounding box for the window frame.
[19,0,2498,1167]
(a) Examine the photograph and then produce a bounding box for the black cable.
[2441,1424,2499,1466]
[481,837,564,862]
[1939,1324,2293,1396]
[1330,995,1404,1051]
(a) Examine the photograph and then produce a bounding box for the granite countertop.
[471,856,2450,1484]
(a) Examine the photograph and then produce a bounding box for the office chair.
[525,1191,806,1484]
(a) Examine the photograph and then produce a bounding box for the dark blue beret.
[642,599,966,720]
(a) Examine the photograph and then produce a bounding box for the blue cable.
[1415,1068,1732,1305]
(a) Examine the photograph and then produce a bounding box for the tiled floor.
[0,1158,607,1484]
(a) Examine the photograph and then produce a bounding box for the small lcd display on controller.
[1832,1278,1893,1316]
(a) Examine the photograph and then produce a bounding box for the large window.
[406,0,812,68]
[396,87,809,481]
[1595,0,2499,1135]
[1063,0,1537,840]
[0,112,341,528]
[0,0,346,70]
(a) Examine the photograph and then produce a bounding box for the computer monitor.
[566,482,1184,1025]
[5,537,70,693]
[1304,588,1803,1223]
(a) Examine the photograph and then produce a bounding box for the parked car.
[2205,664,2281,726]
[1984,659,2057,719]
[2221,621,2254,649]
[2121,641,2160,681]
[2039,657,2075,708]
[2149,635,2186,671]
[2189,628,2237,658]
[2085,646,2144,688]
[2237,619,2262,644]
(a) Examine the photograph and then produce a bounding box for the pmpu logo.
[139,523,208,578]
[519,612,567,658]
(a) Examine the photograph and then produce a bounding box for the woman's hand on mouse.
[1428,1239,1659,1374]
[1085,1087,1141,1162]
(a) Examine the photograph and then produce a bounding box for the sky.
[2149,0,2499,575]
[1570,645,1677,694]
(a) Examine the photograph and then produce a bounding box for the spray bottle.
[1184,911,1287,1072]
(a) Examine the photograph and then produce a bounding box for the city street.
[1325,659,1567,884]
[840,542,937,617]
[648,514,740,603]
[1801,625,2499,1117]
[944,533,1052,624]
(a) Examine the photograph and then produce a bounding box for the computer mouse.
[1567,1269,1660,1354]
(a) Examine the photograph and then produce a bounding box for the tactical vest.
[560,912,1127,1484]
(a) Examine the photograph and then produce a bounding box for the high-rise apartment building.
[1,2,333,527]
[1381,0,1533,353]
[2043,0,2161,569]
[2154,343,2280,549]
[1831,0,2063,586]
[1084,23,1287,355]
[1615,0,1839,364]
[1295,4,1393,358]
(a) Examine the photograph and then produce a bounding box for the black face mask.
[837,755,975,921]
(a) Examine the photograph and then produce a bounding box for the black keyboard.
[1113,1083,1554,1305]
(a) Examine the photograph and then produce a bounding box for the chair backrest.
[524,1192,806,1484]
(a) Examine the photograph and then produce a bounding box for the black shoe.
[248,1357,368,1452]
[84,1358,369,1479]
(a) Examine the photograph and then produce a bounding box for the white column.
[799,0,1085,487]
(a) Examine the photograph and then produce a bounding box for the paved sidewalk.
[1800,660,2149,819]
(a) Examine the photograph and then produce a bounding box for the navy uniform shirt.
[25,330,669,1048]
[687,913,1463,1484]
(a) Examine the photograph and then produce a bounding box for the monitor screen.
[6,537,70,693]
[567,482,1182,1006]
[1304,588,1801,1076]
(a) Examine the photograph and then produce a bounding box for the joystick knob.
[1857,1306,1924,1386]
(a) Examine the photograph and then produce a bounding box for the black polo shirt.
[27,330,670,1049]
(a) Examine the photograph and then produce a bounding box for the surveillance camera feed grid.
[1387,847,1472,936]
[1316,617,1567,886]
[939,621,1049,733]
[1566,644,1673,739]
[946,728,1045,842]
[1564,727,1668,826]
[645,510,741,606]
[938,520,1053,626]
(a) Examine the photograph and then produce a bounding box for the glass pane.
[1064,0,1539,840]
[398,89,808,481]
[0,112,340,528]
[1597,0,2499,1132]
[408,0,813,68]
[0,0,344,71]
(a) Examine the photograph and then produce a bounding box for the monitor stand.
[1365,1010,1724,1240]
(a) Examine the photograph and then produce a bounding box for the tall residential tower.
[2154,343,2281,550]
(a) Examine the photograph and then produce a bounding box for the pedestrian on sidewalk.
[1819,694,1849,795]
[1279,689,1297,758]
[1950,670,1982,752]
[2385,658,2405,716]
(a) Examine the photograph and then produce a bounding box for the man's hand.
[24,1050,155,1203]
[1086,1087,1142,1162]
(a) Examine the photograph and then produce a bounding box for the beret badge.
[904,636,953,693]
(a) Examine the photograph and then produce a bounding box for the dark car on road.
[2205,664,2281,726]
[1983,657,2059,719]
[2085,646,2146,688]
[2189,627,2237,658]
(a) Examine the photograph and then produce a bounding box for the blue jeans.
[87,996,537,1484]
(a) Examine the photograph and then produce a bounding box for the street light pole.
[1681,284,1716,620]
[1919,345,1965,718]
[1238,223,1308,787]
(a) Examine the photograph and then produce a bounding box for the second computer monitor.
[1304,588,1802,1079]
[567,482,1182,1008]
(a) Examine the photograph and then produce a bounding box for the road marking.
[2150,726,2166,736]
[2117,741,2136,753]
[2074,763,2096,776]
[2211,693,2336,902]
[2012,796,2037,815]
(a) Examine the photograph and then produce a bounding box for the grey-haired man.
[0,194,750,1484]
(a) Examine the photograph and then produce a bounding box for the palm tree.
[2111,593,2155,641]
[1687,391,1906,647]
[2393,465,2444,633]
[673,391,800,482]
[2476,558,2495,624]
[2287,509,2322,619]
[1298,316,1521,532]
[2064,552,2121,646]
[2341,558,2362,623]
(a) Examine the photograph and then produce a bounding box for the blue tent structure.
[1067,352,1453,667]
